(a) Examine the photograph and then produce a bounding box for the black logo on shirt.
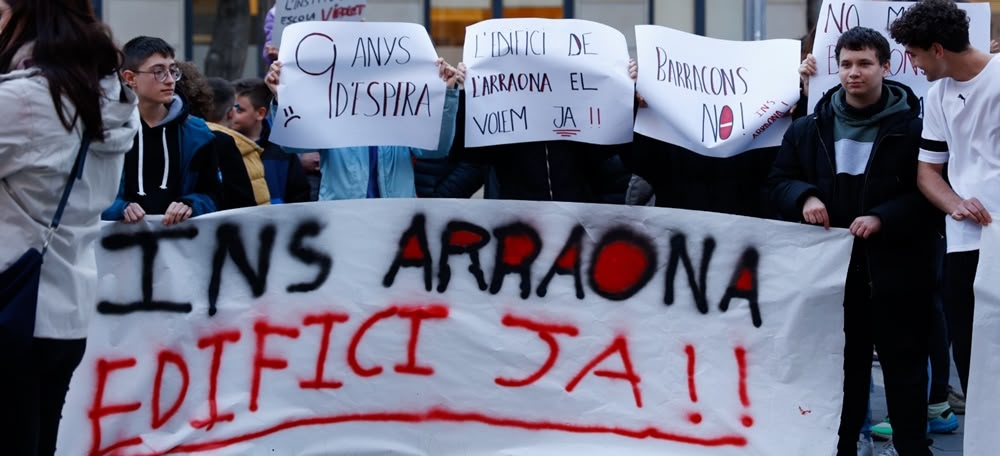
[958,94,967,105]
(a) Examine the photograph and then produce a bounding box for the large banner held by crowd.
[633,26,800,158]
[273,0,367,49]
[807,0,991,114]
[462,19,634,147]
[59,200,853,455]
[968,223,1000,454]
[269,22,448,150]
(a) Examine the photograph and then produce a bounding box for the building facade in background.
[95,0,997,78]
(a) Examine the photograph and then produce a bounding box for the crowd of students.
[2,1,998,455]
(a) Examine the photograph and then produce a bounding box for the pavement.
[870,360,965,455]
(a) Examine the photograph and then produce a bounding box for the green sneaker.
[871,417,893,441]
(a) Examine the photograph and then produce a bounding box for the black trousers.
[928,239,951,404]
[837,264,931,456]
[944,250,978,397]
[928,296,951,404]
[0,337,87,456]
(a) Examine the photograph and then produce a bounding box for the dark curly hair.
[836,27,891,65]
[888,0,970,52]
[174,61,215,120]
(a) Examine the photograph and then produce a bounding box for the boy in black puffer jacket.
[770,27,939,456]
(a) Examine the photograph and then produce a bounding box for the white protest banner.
[633,26,800,158]
[269,22,448,150]
[59,200,852,455]
[967,223,1000,454]
[272,0,367,49]
[807,0,991,114]
[462,19,634,147]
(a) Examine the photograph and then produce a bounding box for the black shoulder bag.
[0,133,91,359]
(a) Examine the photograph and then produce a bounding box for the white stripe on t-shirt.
[918,149,949,164]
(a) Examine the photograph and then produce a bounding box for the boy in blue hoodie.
[102,36,220,224]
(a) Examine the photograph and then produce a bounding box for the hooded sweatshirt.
[827,84,910,226]
[0,59,139,338]
[102,95,220,219]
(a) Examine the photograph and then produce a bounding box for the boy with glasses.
[102,36,221,224]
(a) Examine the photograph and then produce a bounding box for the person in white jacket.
[0,1,139,454]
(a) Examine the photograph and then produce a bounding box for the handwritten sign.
[968,223,1000,454]
[633,26,800,158]
[269,21,447,150]
[59,200,853,455]
[273,0,367,49]
[462,19,634,147]
[807,0,991,114]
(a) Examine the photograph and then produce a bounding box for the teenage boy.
[889,0,1000,402]
[231,77,310,204]
[102,36,220,224]
[202,76,270,206]
[770,27,938,456]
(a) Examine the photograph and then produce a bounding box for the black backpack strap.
[43,131,91,253]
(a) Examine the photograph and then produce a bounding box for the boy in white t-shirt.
[890,0,1000,401]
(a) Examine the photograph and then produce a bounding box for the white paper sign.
[967,223,1000,454]
[272,0,367,48]
[59,200,852,455]
[462,19,634,147]
[269,22,447,150]
[807,0,991,114]
[633,26,800,158]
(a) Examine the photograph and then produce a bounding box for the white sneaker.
[876,444,899,456]
[857,435,874,456]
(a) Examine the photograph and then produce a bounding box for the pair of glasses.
[134,66,182,83]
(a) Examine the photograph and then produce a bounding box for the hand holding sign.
[628,59,648,108]
[265,61,281,96]
[799,54,817,94]
[802,196,830,230]
[849,215,881,239]
[437,58,466,88]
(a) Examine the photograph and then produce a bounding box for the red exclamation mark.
[589,107,602,126]
[685,344,701,424]
[735,346,753,427]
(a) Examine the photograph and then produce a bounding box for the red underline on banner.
[132,408,748,454]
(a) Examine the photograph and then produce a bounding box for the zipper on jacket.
[814,123,837,194]
[859,131,904,298]
[859,133,903,215]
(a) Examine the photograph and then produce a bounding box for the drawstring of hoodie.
[136,125,170,196]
